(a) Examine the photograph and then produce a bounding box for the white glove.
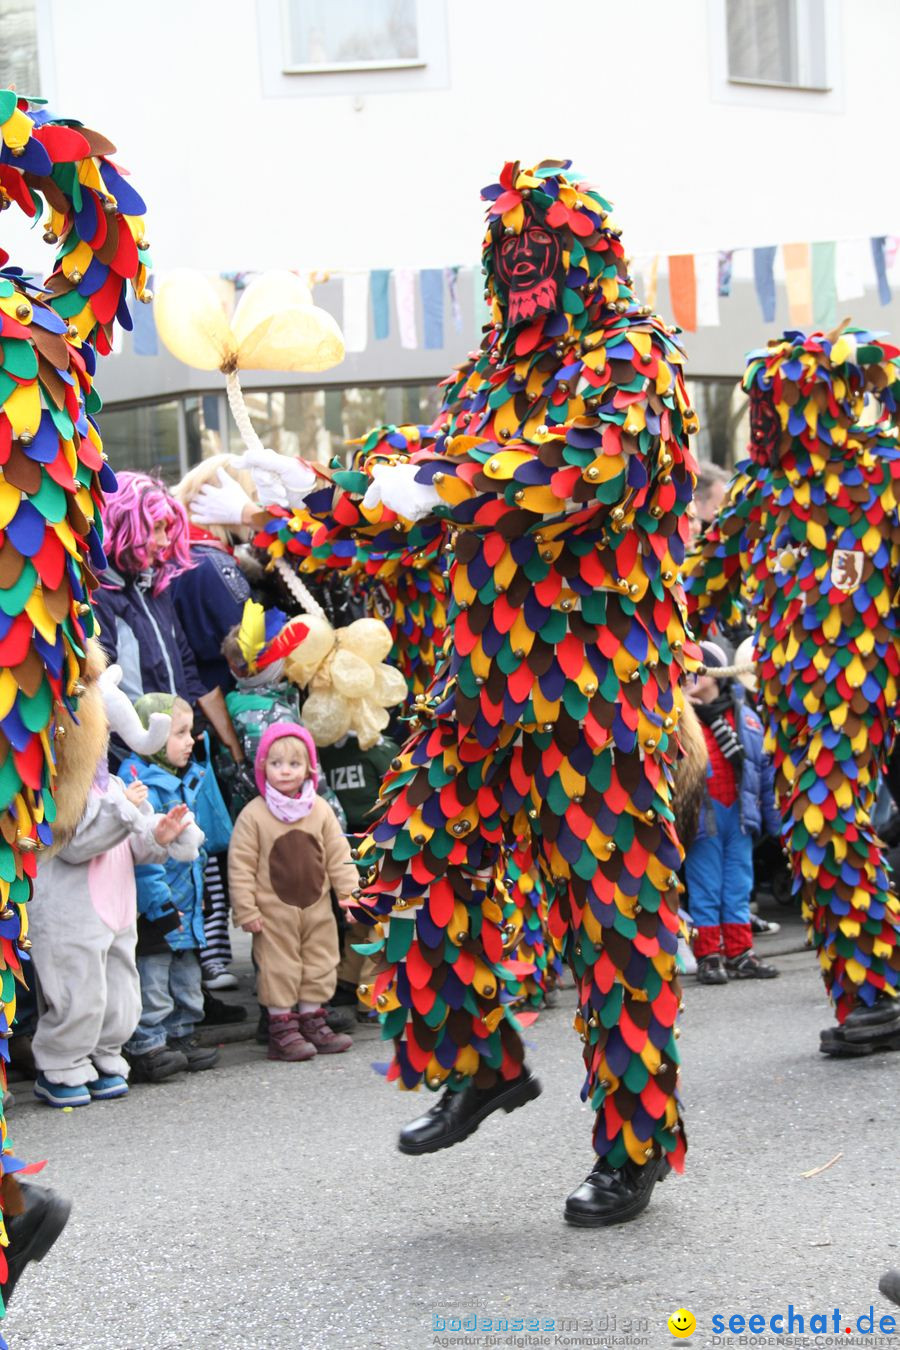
[362,463,441,522]
[233,447,318,511]
[190,468,256,527]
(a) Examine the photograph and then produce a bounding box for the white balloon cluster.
[281,616,408,750]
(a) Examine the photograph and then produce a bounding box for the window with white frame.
[282,0,421,74]
[725,0,829,90]
[0,0,39,94]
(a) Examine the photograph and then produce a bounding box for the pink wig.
[101,471,193,593]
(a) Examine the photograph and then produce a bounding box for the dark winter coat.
[171,543,250,694]
[695,687,781,842]
[93,568,206,706]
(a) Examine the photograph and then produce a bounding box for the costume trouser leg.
[29,893,113,1087]
[360,721,685,1170]
[91,923,141,1078]
[253,896,340,1010]
[775,720,900,1021]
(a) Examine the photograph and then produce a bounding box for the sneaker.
[268,1012,316,1062]
[202,970,239,991]
[725,950,779,979]
[296,1008,352,1054]
[696,954,728,985]
[33,1074,91,1109]
[127,1045,189,1083]
[750,914,781,936]
[167,1035,219,1072]
[356,1007,378,1024]
[87,1074,129,1100]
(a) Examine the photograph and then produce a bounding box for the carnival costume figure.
[0,89,149,1327]
[684,327,900,1056]
[218,161,700,1225]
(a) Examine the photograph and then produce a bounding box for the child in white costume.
[28,667,201,1107]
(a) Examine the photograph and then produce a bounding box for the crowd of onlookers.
[18,463,401,1106]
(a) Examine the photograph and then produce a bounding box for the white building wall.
[35,0,900,275]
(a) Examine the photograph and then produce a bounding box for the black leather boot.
[564,1153,671,1227]
[819,997,900,1057]
[398,1066,541,1155]
[879,1269,900,1307]
[1,1182,71,1305]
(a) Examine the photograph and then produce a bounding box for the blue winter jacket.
[120,737,232,952]
[695,688,782,842]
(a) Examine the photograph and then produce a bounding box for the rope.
[274,557,326,620]
[225,370,265,457]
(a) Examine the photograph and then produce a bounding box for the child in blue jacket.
[685,641,782,985]
[121,694,232,1080]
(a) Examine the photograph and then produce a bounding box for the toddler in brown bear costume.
[228,722,357,1060]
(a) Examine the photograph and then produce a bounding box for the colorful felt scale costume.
[684,328,900,1054]
[0,90,148,1323]
[247,161,701,1216]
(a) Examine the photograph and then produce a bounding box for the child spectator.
[120,695,232,1080]
[685,641,781,985]
[228,723,356,1062]
[29,668,202,1106]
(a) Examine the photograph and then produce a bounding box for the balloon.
[331,649,376,699]
[340,618,393,665]
[154,271,234,371]
[301,690,352,746]
[231,271,314,346]
[373,663,407,707]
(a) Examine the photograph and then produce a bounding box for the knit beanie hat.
[254,721,318,797]
[134,692,181,771]
[698,640,729,670]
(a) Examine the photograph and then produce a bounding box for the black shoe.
[0,1183,71,1305]
[167,1035,219,1072]
[725,950,779,979]
[696,954,728,985]
[127,1045,189,1083]
[398,1067,542,1156]
[820,997,900,1057]
[324,1003,355,1034]
[564,1153,671,1228]
[880,1269,900,1307]
[330,982,358,1007]
[201,991,248,1025]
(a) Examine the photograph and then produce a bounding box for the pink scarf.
[264,779,316,823]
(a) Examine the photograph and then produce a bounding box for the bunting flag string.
[127,235,900,357]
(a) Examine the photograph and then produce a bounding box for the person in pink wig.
[93,471,205,712]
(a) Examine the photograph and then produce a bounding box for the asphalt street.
[5,933,899,1350]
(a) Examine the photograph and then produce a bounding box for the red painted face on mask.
[495,222,562,325]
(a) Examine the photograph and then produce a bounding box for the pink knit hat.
[254,722,319,797]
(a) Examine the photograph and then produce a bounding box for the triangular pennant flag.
[668,254,696,332]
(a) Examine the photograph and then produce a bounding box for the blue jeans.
[684,800,755,957]
[126,949,204,1054]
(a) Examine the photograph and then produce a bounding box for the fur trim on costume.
[43,639,109,861]
[672,698,709,852]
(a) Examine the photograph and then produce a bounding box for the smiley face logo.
[668,1308,696,1338]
